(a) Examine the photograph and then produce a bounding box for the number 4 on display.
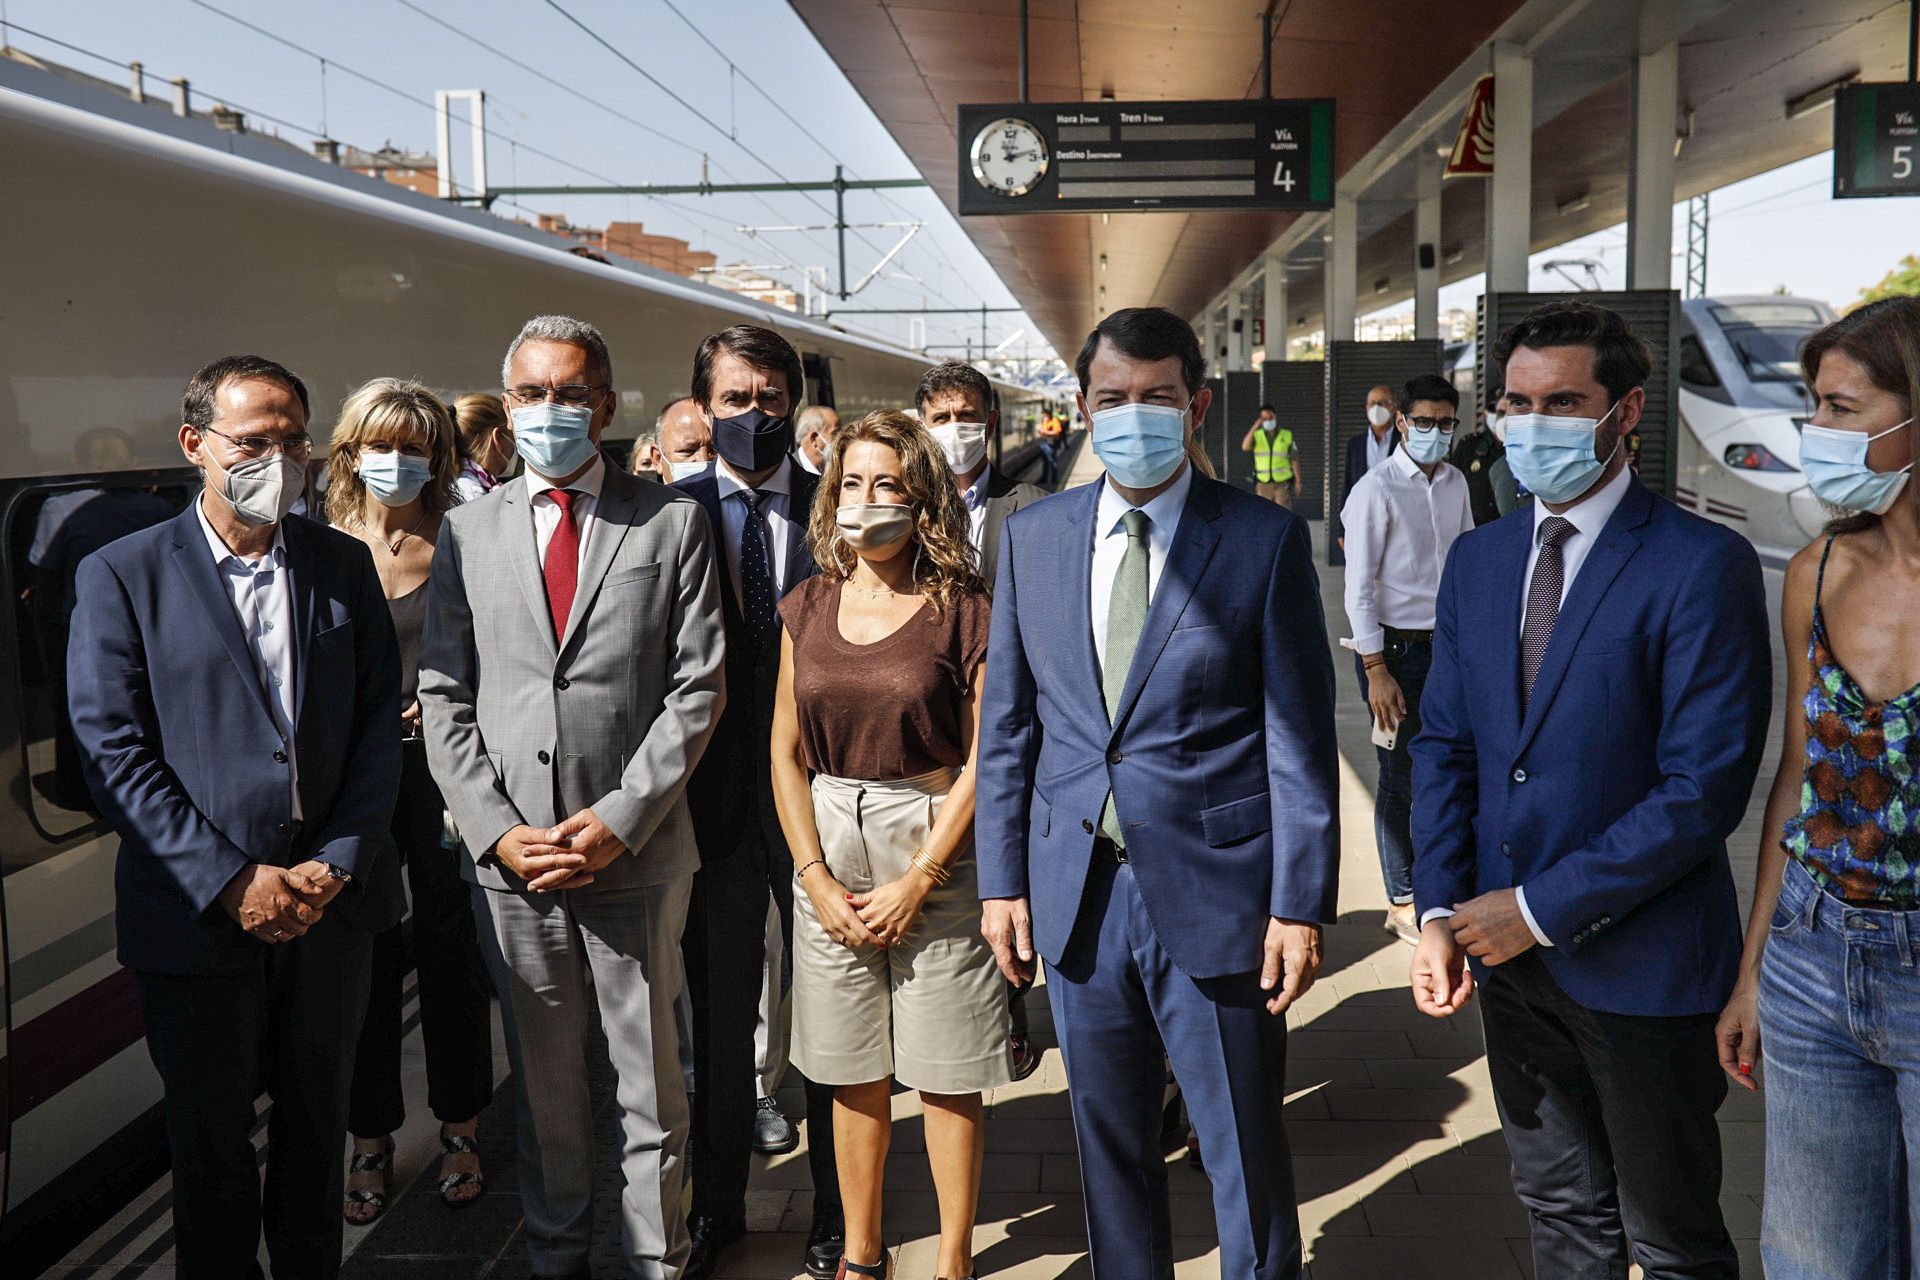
[1272,163,1295,192]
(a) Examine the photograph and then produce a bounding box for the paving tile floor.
[46,511,1785,1278]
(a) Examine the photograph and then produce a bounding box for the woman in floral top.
[1716,297,1920,1278]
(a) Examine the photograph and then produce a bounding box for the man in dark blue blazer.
[1409,303,1770,1279]
[68,355,401,1280]
[672,324,842,1280]
[978,308,1340,1280]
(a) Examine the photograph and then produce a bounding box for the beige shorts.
[790,767,1012,1095]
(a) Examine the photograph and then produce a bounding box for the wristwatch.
[322,863,354,886]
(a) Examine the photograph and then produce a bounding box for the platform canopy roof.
[791,0,1911,358]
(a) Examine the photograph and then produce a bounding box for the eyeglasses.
[201,426,314,459]
[505,383,608,406]
[1405,416,1461,432]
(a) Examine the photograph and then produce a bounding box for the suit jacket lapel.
[500,480,560,659]
[1109,478,1221,738]
[1513,482,1652,757]
[1064,481,1107,722]
[785,468,820,588]
[558,469,636,655]
[167,505,279,726]
[282,517,320,728]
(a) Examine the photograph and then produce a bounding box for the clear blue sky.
[6,0,1914,354]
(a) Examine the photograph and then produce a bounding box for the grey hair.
[653,394,696,432]
[501,314,613,388]
[797,405,838,433]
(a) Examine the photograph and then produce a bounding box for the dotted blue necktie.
[738,488,778,650]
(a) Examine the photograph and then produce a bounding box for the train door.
[802,352,836,410]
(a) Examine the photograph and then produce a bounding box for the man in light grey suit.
[419,314,726,1280]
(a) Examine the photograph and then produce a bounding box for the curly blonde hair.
[807,409,987,613]
[324,377,461,527]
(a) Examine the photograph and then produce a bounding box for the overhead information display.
[957,98,1334,217]
[1833,82,1920,199]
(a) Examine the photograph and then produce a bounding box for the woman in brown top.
[772,409,1010,1280]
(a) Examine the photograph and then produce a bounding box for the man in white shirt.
[795,405,838,475]
[1338,374,1474,944]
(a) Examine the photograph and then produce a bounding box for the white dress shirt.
[716,455,797,608]
[961,465,992,563]
[526,453,607,566]
[1423,462,1635,946]
[1090,465,1193,674]
[1518,462,1633,634]
[195,495,301,820]
[1339,449,1474,655]
[1365,426,1393,472]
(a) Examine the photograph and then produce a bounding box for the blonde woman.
[450,391,513,501]
[326,380,494,1223]
[771,410,1010,1280]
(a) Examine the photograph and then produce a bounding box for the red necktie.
[543,488,579,642]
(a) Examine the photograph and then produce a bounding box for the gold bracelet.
[909,849,951,887]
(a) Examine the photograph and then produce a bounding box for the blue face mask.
[1799,418,1913,515]
[1503,402,1621,504]
[1403,423,1453,466]
[357,450,431,507]
[1092,399,1190,489]
[510,402,599,479]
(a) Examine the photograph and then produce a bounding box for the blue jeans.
[1354,636,1428,906]
[1759,857,1920,1278]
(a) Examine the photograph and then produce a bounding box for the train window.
[1678,336,1721,389]
[801,353,836,409]
[1707,302,1822,384]
[7,477,193,847]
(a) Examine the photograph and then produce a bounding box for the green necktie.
[1100,509,1150,846]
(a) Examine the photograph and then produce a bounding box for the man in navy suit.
[1410,302,1770,1279]
[68,355,401,1279]
[673,324,842,1280]
[978,307,1340,1280]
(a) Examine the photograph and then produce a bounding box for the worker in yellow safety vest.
[1240,404,1300,507]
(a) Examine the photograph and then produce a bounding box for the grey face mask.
[212,453,306,527]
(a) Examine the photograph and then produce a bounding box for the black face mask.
[712,405,794,473]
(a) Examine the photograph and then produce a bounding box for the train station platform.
[47,506,1782,1280]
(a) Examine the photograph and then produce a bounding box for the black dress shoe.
[753,1095,799,1154]
[1008,1033,1040,1082]
[685,1212,745,1280]
[804,1206,846,1280]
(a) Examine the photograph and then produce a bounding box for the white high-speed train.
[0,57,1040,1255]
[1672,294,1836,562]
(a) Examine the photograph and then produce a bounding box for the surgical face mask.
[835,502,914,553]
[1092,400,1190,490]
[929,421,988,474]
[1503,402,1622,505]
[358,450,431,507]
[1403,423,1454,466]
[712,405,794,474]
[1489,411,1507,444]
[1799,417,1914,515]
[667,458,710,483]
[210,452,305,527]
[510,402,598,478]
[1367,404,1393,428]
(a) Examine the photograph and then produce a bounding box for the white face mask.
[929,421,988,474]
[667,458,710,482]
[1367,404,1393,428]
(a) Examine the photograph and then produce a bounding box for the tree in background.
[1859,254,1920,306]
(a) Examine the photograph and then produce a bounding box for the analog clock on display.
[971,118,1049,197]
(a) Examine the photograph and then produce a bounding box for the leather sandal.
[837,1253,890,1280]
[436,1130,485,1208]
[343,1138,394,1225]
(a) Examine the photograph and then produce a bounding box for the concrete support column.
[1626,1,1678,289]
[1484,41,1532,293]
[1325,198,1357,345]
[1263,254,1288,363]
[1226,291,1247,371]
[1200,311,1217,376]
[1414,147,1442,339]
